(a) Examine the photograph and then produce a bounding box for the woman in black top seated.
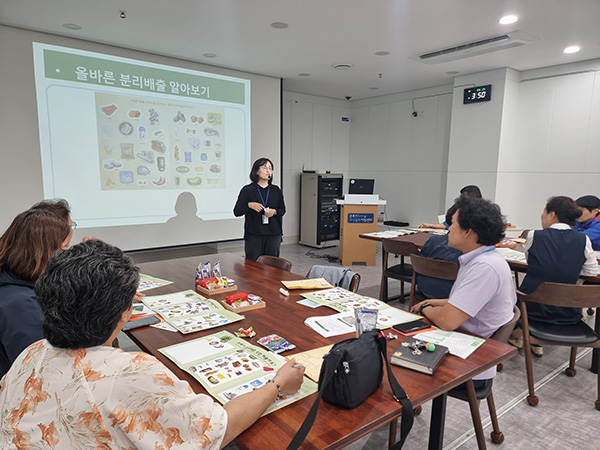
[0,199,73,377]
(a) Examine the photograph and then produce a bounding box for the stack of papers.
[496,247,527,263]
[362,229,416,238]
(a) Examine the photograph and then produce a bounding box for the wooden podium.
[337,196,386,266]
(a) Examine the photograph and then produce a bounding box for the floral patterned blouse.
[0,340,227,449]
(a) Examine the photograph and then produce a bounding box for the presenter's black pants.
[245,234,282,261]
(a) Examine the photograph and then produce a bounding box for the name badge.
[262,208,269,224]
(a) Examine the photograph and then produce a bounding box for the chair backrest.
[306,265,361,292]
[490,305,521,343]
[410,254,459,281]
[408,254,459,309]
[517,282,600,309]
[256,255,292,272]
[382,238,420,257]
[518,229,530,239]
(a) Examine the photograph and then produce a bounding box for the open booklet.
[414,329,485,359]
[301,287,421,331]
[159,330,317,414]
[138,273,174,291]
[142,290,244,334]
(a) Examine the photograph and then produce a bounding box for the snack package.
[354,308,378,337]
[201,261,211,279]
[213,261,222,278]
[257,334,296,354]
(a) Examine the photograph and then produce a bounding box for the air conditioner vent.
[411,31,538,64]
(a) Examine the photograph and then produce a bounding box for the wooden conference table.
[126,253,516,450]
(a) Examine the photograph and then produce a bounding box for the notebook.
[390,337,449,375]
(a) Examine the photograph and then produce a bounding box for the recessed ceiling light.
[368,87,379,90]
[332,63,353,70]
[375,51,390,56]
[563,46,580,54]
[62,23,82,30]
[270,22,289,29]
[298,73,311,77]
[202,53,218,58]
[499,15,518,25]
[446,71,459,75]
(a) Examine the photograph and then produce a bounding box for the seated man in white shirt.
[411,196,516,385]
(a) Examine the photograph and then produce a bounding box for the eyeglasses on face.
[71,221,78,230]
[260,164,273,171]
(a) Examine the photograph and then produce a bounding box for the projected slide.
[33,43,250,228]
[96,92,225,191]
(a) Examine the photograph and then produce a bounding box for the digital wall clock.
[463,85,492,104]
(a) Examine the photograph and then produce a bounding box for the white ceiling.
[1,0,599,100]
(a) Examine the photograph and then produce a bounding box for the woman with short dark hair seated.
[509,196,599,356]
[0,199,73,378]
[0,240,304,449]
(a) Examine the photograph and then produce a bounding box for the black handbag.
[287,329,414,449]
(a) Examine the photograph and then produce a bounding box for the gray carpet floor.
[121,242,600,450]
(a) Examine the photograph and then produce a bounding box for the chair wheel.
[413,406,422,416]
[526,395,539,406]
[496,363,504,372]
[490,431,504,444]
[595,400,600,411]
[565,367,577,377]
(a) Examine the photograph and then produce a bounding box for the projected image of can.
[157,156,165,171]
[185,152,192,163]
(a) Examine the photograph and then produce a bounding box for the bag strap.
[376,332,414,450]
[287,332,414,450]
[286,348,343,450]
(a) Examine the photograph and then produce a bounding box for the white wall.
[349,86,453,226]
[446,61,600,230]
[495,65,600,229]
[282,92,350,240]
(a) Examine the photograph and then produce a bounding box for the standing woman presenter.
[234,157,286,260]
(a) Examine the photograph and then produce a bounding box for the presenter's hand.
[274,358,305,395]
[248,202,264,212]
[264,208,276,218]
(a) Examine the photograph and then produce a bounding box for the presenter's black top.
[233,183,286,237]
[519,227,586,325]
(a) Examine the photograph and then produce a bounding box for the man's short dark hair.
[36,239,139,349]
[546,196,582,226]
[459,185,482,199]
[454,197,505,246]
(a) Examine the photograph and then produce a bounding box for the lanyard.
[257,185,270,208]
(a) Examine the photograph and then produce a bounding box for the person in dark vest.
[509,196,599,356]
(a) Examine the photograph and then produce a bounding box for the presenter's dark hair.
[249,157,273,184]
[36,239,139,349]
[460,185,482,199]
[576,195,600,215]
[0,199,71,282]
[454,197,505,245]
[545,196,582,226]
